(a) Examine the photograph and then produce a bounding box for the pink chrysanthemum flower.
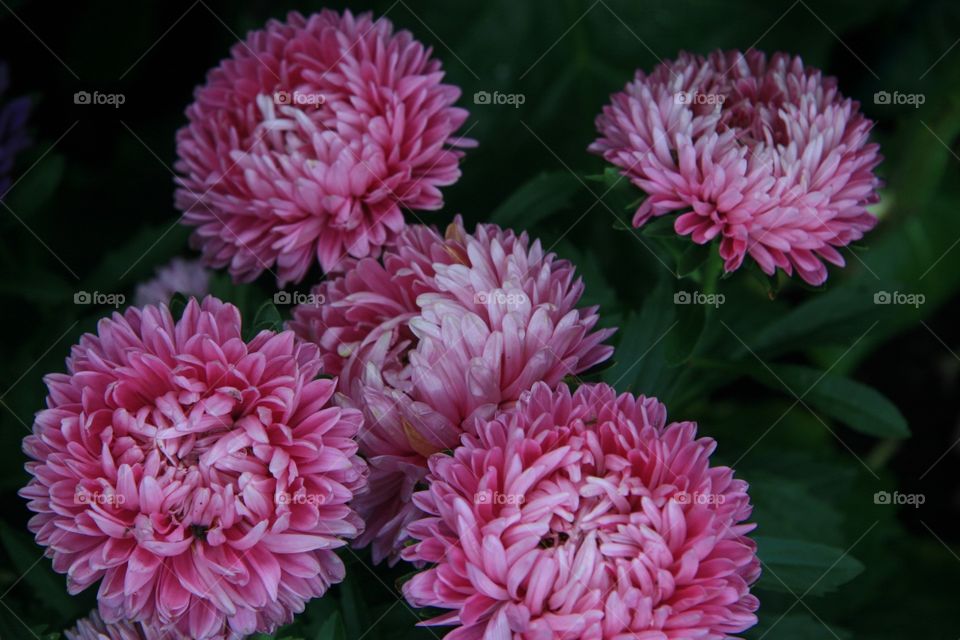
[403,382,760,639]
[590,50,881,285]
[290,217,614,564]
[20,297,367,639]
[175,10,473,286]
[66,611,148,640]
[133,257,211,307]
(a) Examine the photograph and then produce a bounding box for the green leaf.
[315,610,345,640]
[82,222,191,292]
[603,278,677,396]
[5,154,65,220]
[664,294,705,365]
[490,172,580,228]
[168,292,189,320]
[755,536,865,596]
[640,215,679,239]
[338,571,365,640]
[676,242,712,277]
[748,474,845,546]
[245,301,283,340]
[0,522,86,622]
[748,613,851,640]
[752,364,910,438]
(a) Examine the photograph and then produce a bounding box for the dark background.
[1,0,958,638]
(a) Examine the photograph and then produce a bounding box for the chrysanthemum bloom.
[175,10,473,285]
[290,217,614,564]
[66,611,148,640]
[590,50,881,285]
[0,62,31,198]
[403,382,760,639]
[134,257,211,306]
[20,297,367,639]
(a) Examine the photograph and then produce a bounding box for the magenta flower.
[175,10,474,286]
[290,218,614,564]
[590,50,881,285]
[133,257,211,307]
[403,382,760,639]
[20,297,366,639]
[66,611,147,640]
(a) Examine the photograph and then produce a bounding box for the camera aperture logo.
[74,90,125,108]
[276,492,324,506]
[674,491,726,505]
[74,291,125,308]
[473,290,529,307]
[274,291,325,307]
[473,90,525,108]
[675,91,726,106]
[674,290,725,308]
[474,490,524,505]
[874,491,924,508]
[874,290,924,308]
[873,90,924,109]
[273,91,326,108]
[74,490,125,506]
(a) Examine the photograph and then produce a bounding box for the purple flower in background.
[0,62,31,199]
[133,257,211,306]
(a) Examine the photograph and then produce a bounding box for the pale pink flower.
[20,297,366,639]
[403,382,760,639]
[590,50,881,285]
[290,218,614,564]
[66,611,148,640]
[175,10,473,286]
[133,258,211,307]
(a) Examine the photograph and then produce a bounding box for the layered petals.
[21,297,367,639]
[290,218,615,563]
[175,10,473,285]
[402,382,760,639]
[590,49,881,285]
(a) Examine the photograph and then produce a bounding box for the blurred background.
[0,0,958,637]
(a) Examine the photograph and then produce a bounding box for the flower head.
[590,50,881,285]
[134,257,211,307]
[403,382,760,639]
[21,297,366,639]
[66,611,148,640]
[175,10,473,285]
[290,217,614,563]
[0,62,31,198]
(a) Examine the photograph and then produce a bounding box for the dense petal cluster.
[403,382,760,639]
[134,257,211,306]
[175,10,473,285]
[66,611,148,640]
[0,62,31,198]
[590,49,881,285]
[290,217,614,563]
[20,297,367,639]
